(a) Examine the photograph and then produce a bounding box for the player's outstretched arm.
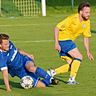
[54,27,61,52]
[83,37,94,61]
[17,49,34,60]
[2,69,11,92]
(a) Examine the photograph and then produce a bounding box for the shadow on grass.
[54,76,68,84]
[48,75,68,87]
[91,30,96,33]
[0,75,68,90]
[0,79,22,91]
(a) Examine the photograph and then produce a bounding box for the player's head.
[0,34,10,51]
[78,1,90,20]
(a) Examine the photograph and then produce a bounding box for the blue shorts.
[59,40,76,57]
[9,56,39,87]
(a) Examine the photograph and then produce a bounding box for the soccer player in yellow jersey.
[48,2,94,84]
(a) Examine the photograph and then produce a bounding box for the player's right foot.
[67,81,79,85]
[47,69,56,77]
[67,76,79,85]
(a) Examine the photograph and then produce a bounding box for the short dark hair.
[78,1,90,13]
[0,34,9,44]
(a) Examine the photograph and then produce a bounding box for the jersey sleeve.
[0,53,8,71]
[56,16,72,30]
[82,20,91,38]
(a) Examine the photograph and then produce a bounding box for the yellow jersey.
[56,13,91,41]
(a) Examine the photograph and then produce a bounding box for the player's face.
[81,7,90,20]
[0,40,9,51]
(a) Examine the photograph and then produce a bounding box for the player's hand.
[7,89,11,92]
[55,43,61,52]
[87,52,94,61]
[6,87,11,92]
[27,54,35,60]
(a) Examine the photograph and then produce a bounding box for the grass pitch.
[0,14,96,96]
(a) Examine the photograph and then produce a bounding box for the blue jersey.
[0,41,39,87]
[0,41,23,69]
[0,41,32,77]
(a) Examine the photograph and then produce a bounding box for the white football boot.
[67,76,79,85]
[47,69,56,77]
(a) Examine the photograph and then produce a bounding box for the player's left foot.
[51,78,59,85]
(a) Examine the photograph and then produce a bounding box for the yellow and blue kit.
[56,13,91,41]
[56,13,91,57]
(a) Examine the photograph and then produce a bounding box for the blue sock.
[35,67,52,81]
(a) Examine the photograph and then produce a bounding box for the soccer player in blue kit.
[0,34,57,92]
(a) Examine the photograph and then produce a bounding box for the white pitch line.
[0,24,39,27]
[13,40,54,43]
[0,23,53,27]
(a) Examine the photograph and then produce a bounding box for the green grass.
[0,13,96,96]
[46,0,96,15]
[1,0,96,16]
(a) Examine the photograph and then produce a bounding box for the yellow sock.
[55,64,70,74]
[70,60,81,78]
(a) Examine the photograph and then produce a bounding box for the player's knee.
[26,63,36,73]
[74,58,82,62]
[29,66,37,73]
[75,53,83,61]
[60,56,72,64]
[79,54,83,60]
